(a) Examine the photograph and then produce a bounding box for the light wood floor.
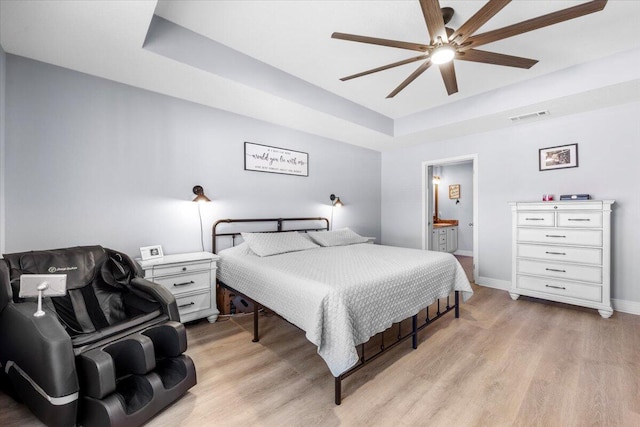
[2,283,639,426]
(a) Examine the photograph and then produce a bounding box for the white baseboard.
[612,298,640,316]
[454,250,473,257]
[475,277,640,316]
[476,276,510,290]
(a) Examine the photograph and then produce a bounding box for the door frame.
[421,154,479,282]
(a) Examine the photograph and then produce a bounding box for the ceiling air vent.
[509,110,550,122]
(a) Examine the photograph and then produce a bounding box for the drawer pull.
[567,218,590,221]
[545,268,566,273]
[545,251,566,255]
[545,284,566,290]
[182,267,188,271]
[525,218,545,221]
[545,234,566,238]
[178,302,195,308]
[174,280,195,287]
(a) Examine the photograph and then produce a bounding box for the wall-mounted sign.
[244,142,308,177]
[449,184,460,199]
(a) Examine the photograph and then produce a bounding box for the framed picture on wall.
[244,142,309,176]
[539,143,578,171]
[449,184,460,199]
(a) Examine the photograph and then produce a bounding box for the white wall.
[3,56,381,257]
[382,100,640,304]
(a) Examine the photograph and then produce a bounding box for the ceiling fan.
[332,0,608,98]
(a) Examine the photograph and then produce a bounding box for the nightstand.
[136,252,220,323]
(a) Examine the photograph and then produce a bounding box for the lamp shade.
[330,194,343,208]
[192,185,211,202]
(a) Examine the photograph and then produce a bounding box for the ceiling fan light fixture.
[430,44,455,65]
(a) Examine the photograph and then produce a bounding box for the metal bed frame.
[212,217,460,405]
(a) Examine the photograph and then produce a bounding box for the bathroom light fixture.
[192,185,211,203]
[330,194,343,208]
[432,175,441,185]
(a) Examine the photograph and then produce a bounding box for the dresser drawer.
[517,244,602,265]
[517,259,602,283]
[151,260,212,277]
[176,291,211,317]
[439,234,447,244]
[517,212,555,227]
[517,228,602,246]
[557,211,602,228]
[153,271,211,294]
[516,275,602,302]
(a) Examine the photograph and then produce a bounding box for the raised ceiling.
[1,1,640,151]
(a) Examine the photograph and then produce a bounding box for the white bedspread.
[217,243,473,376]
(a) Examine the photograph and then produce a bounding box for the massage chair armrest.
[0,302,78,398]
[129,277,180,321]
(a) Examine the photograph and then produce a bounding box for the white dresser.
[136,252,220,323]
[509,200,614,318]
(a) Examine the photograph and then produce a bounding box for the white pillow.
[241,231,319,257]
[307,228,369,247]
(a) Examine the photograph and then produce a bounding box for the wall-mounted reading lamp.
[329,194,343,208]
[192,185,211,203]
[329,194,343,231]
[192,185,211,251]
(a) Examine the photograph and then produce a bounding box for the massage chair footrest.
[77,321,188,399]
[80,354,196,427]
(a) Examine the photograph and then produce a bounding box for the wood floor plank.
[2,284,639,427]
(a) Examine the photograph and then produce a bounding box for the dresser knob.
[182,267,187,271]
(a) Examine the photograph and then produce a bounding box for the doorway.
[422,154,478,283]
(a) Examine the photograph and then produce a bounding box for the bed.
[213,218,473,404]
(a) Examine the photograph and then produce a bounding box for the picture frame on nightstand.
[140,245,163,260]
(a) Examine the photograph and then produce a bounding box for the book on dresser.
[509,200,614,318]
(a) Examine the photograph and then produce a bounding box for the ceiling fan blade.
[386,60,433,98]
[463,0,608,50]
[438,61,458,95]
[332,32,427,52]
[340,55,429,81]
[457,49,538,69]
[449,0,511,45]
[419,0,447,43]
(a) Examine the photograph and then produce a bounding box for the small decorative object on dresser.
[509,200,614,318]
[139,244,163,260]
[136,252,220,323]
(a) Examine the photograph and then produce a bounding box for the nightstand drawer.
[176,291,211,317]
[151,260,212,277]
[517,212,555,227]
[154,271,211,294]
[517,228,602,246]
[517,259,602,283]
[517,275,601,302]
[557,211,602,228]
[517,244,602,265]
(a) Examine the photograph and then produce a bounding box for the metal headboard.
[212,217,329,254]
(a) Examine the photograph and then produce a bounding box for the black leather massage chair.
[0,246,196,427]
